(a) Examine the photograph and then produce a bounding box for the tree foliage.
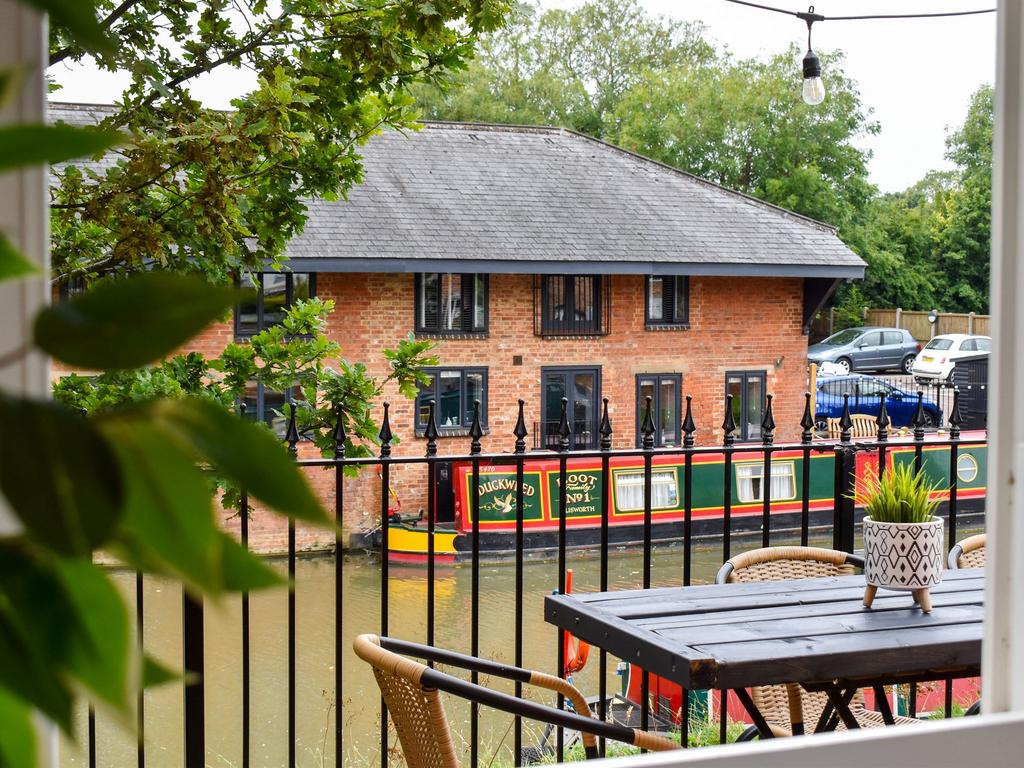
[49,0,512,284]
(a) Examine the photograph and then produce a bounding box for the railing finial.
[839,393,853,444]
[800,391,815,444]
[912,391,926,441]
[949,389,963,440]
[285,402,299,457]
[513,399,528,454]
[682,395,696,449]
[761,393,775,446]
[425,399,439,457]
[641,395,655,450]
[722,394,737,446]
[557,397,570,452]
[378,402,393,458]
[599,397,613,451]
[469,400,483,455]
[875,395,890,442]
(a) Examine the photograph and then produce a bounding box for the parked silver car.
[807,327,922,374]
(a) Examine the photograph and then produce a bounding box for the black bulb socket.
[803,49,821,79]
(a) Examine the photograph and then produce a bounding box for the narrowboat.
[372,431,987,563]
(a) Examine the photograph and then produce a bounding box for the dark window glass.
[541,367,600,450]
[240,381,304,438]
[726,371,767,441]
[859,332,882,347]
[541,275,602,334]
[415,368,488,432]
[883,331,904,345]
[415,273,487,334]
[645,276,689,326]
[636,374,681,447]
[235,272,315,336]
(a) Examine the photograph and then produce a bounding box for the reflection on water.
[62,533,828,767]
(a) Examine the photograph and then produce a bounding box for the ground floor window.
[416,367,487,433]
[726,370,767,442]
[636,374,682,447]
[241,381,304,437]
[540,366,601,449]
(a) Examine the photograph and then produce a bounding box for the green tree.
[49,0,512,284]
[412,0,711,136]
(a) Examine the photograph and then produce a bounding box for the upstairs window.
[535,275,609,336]
[236,272,314,337]
[415,273,487,335]
[645,276,689,327]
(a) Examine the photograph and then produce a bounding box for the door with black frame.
[636,374,682,447]
[541,367,601,450]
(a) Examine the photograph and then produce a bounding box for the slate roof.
[48,102,865,278]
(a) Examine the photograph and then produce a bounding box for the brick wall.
[54,273,811,553]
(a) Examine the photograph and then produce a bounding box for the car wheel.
[902,355,916,374]
[922,411,938,429]
[834,357,851,374]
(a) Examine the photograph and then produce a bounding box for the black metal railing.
[84,388,987,767]
[533,418,596,450]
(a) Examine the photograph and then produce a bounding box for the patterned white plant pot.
[862,516,944,613]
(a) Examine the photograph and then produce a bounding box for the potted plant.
[860,463,944,613]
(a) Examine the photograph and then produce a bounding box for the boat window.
[957,454,979,483]
[614,469,678,512]
[735,461,797,503]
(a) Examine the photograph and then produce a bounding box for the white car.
[911,334,991,383]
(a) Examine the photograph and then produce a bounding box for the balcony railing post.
[833,445,857,553]
[182,593,204,768]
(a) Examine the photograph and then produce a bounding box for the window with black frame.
[636,374,682,447]
[726,371,767,442]
[415,367,487,433]
[240,381,305,438]
[415,273,487,334]
[540,275,602,335]
[645,276,689,327]
[235,272,315,336]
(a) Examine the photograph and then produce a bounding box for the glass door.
[541,367,600,449]
[636,374,681,447]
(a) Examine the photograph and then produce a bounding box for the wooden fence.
[811,308,990,341]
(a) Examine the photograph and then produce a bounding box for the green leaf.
[142,655,178,689]
[34,272,236,370]
[152,398,331,527]
[0,544,75,731]
[219,533,284,592]
[24,0,113,55]
[54,559,133,716]
[0,685,36,768]
[0,124,122,173]
[0,234,38,282]
[0,397,123,556]
[101,421,223,594]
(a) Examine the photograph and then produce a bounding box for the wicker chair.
[715,546,919,739]
[353,634,677,766]
[948,533,986,569]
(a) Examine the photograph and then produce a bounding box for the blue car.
[815,375,942,428]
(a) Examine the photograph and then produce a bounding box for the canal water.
[63,532,830,768]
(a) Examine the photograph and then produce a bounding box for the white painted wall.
[0,1,55,764]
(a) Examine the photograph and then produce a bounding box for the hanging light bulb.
[802,48,825,105]
[798,7,826,106]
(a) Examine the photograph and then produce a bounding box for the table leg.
[873,685,896,725]
[824,684,860,730]
[733,688,775,739]
[814,698,836,734]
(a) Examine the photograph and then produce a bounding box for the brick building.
[51,104,864,551]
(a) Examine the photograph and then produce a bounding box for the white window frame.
[734,461,797,504]
[614,469,679,512]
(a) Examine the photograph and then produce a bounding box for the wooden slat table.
[545,568,984,737]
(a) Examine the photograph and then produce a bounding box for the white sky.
[49,0,997,193]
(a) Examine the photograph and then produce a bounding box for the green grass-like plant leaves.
[857,462,941,524]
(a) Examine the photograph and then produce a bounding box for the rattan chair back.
[355,634,459,768]
[948,533,986,569]
[716,546,866,735]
